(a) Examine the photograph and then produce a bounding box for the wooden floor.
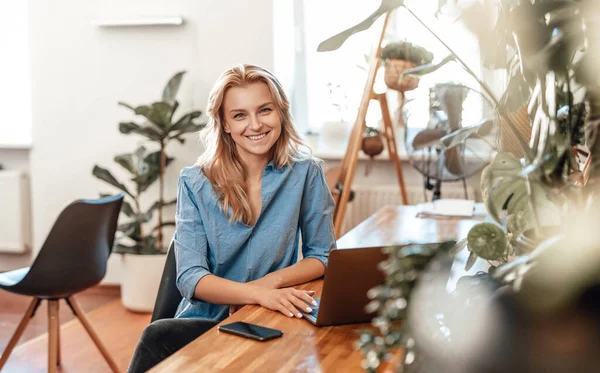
[0,287,151,372]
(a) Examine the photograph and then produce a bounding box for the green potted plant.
[318,1,600,371]
[381,41,433,92]
[93,71,207,312]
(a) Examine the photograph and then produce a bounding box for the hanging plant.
[362,127,385,176]
[381,41,434,92]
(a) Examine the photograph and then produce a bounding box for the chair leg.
[66,296,119,373]
[0,297,41,371]
[48,300,59,373]
[56,301,61,366]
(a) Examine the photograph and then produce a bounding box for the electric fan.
[404,83,497,201]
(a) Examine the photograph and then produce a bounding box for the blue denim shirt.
[173,158,336,321]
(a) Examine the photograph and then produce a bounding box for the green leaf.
[316,0,404,52]
[113,243,141,255]
[114,235,162,255]
[122,223,141,242]
[121,201,135,217]
[449,238,468,257]
[118,212,152,238]
[114,147,150,178]
[467,223,507,260]
[173,123,205,137]
[143,151,172,168]
[170,101,180,122]
[402,55,455,77]
[481,152,560,228]
[440,118,494,149]
[115,234,164,255]
[114,153,136,174]
[118,221,138,235]
[143,151,174,170]
[170,136,186,144]
[132,103,173,129]
[132,152,174,192]
[119,122,141,134]
[119,122,163,141]
[162,71,185,105]
[170,111,203,132]
[465,251,478,271]
[118,102,136,111]
[150,102,174,128]
[92,165,133,198]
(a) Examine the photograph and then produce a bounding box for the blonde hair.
[197,64,311,225]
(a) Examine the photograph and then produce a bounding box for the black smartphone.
[218,321,283,341]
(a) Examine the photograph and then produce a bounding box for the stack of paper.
[419,199,475,218]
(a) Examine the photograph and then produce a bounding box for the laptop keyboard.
[303,298,320,318]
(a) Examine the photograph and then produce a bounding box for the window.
[0,2,32,147]
[275,0,492,134]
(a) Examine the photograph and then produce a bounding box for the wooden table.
[336,205,483,249]
[151,204,483,373]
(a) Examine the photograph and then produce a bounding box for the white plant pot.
[120,253,167,313]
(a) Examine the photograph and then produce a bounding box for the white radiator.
[341,184,478,235]
[0,171,32,253]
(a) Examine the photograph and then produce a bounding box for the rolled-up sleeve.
[174,172,211,302]
[299,161,336,267]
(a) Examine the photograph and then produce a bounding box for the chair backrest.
[15,194,124,298]
[151,239,183,322]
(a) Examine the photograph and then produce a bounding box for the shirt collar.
[264,159,285,173]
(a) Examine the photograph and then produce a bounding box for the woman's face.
[222,81,282,162]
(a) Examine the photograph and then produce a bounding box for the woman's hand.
[229,274,282,315]
[256,288,317,318]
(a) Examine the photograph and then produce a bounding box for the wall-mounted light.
[91,16,184,27]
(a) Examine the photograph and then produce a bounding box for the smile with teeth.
[246,131,270,141]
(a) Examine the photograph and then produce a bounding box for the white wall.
[26,0,273,282]
[0,149,29,172]
[0,149,32,271]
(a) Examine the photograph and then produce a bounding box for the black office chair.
[151,239,183,322]
[0,194,124,373]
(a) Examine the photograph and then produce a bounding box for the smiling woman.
[222,83,282,163]
[127,64,336,373]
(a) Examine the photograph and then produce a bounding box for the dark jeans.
[127,318,218,373]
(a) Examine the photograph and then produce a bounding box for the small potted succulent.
[381,41,434,92]
[362,126,385,176]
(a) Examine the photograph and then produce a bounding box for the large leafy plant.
[319,0,600,371]
[409,0,600,371]
[450,0,600,267]
[93,71,206,254]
